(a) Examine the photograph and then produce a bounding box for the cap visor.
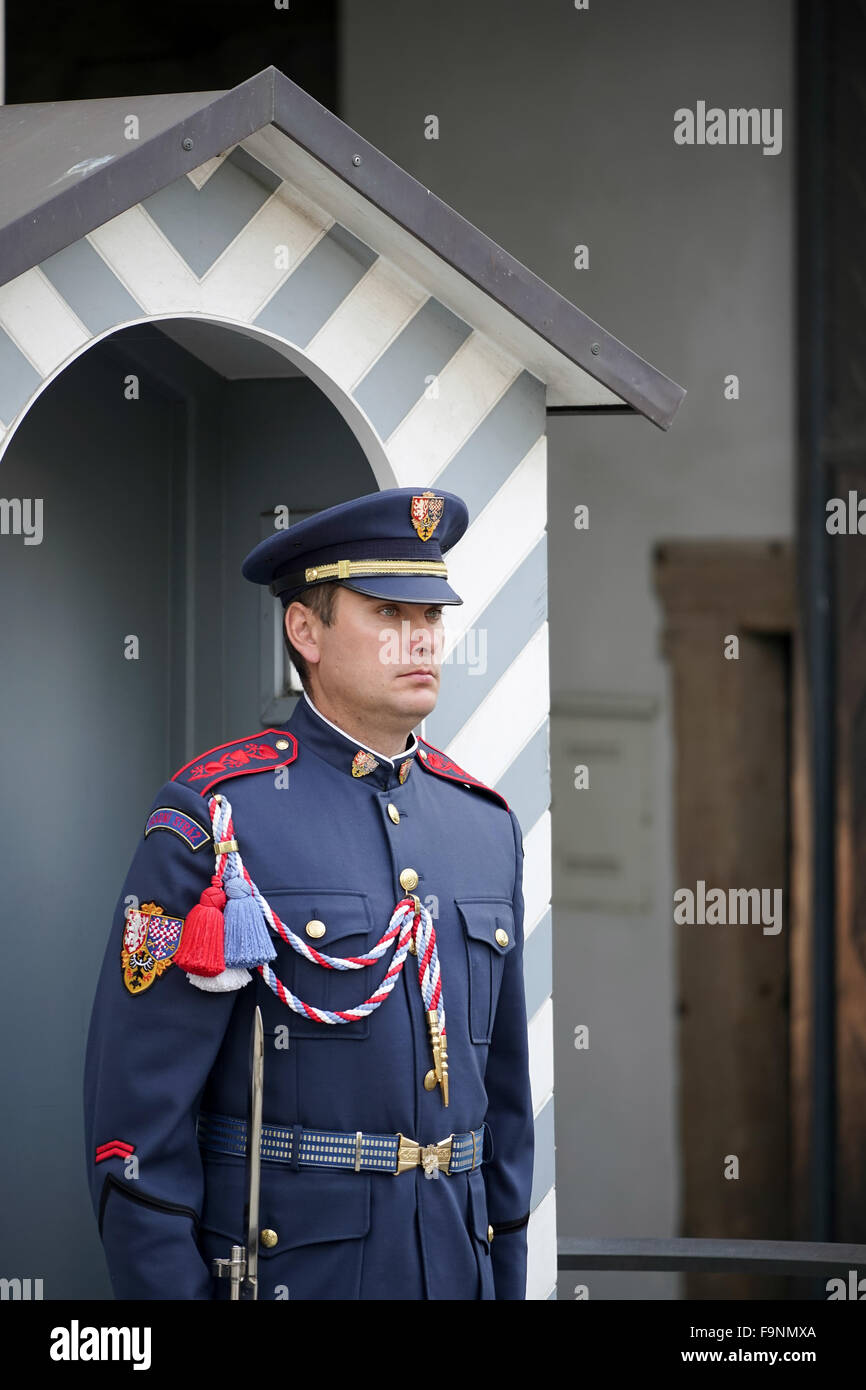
[340,576,463,605]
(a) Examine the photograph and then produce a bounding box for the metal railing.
[558,1237,866,1277]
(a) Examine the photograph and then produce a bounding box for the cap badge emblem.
[410,491,445,542]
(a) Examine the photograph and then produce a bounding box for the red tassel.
[174,880,226,977]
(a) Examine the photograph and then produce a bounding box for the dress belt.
[197,1109,490,1177]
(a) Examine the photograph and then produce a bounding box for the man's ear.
[285,600,320,667]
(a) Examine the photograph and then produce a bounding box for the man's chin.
[390,675,439,716]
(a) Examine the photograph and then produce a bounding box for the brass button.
[487,1224,494,1244]
[495,927,509,947]
[418,749,428,759]
[424,1069,437,1090]
[387,803,400,824]
[305,919,327,939]
[260,1228,278,1248]
[399,868,419,891]
[275,738,290,750]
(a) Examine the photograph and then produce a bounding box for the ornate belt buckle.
[395,1133,421,1174]
[394,1132,453,1176]
[422,1135,453,1179]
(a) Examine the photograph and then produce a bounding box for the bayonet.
[211,1004,264,1300]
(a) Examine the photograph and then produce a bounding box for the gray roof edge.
[269,69,686,430]
[0,67,277,292]
[0,63,686,430]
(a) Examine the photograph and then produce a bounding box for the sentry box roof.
[0,64,685,437]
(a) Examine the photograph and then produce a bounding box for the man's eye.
[378,606,442,619]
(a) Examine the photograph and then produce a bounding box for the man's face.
[287,587,446,726]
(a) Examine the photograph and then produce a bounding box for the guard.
[83,485,535,1300]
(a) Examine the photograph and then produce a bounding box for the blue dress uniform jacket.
[83,693,534,1300]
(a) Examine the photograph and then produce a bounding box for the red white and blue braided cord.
[210,794,446,1035]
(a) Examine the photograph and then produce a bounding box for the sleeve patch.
[144,806,211,850]
[95,1140,135,1164]
[121,902,185,994]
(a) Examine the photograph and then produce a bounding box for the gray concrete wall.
[341,0,793,1298]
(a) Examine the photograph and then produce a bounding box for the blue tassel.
[223,875,276,968]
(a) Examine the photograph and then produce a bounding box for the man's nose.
[410,624,442,663]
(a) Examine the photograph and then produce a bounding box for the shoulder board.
[171,729,298,796]
[416,740,510,812]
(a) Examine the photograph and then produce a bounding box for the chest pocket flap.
[455,897,515,1045]
[258,889,376,1040]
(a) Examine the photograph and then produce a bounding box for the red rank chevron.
[94,1139,136,1164]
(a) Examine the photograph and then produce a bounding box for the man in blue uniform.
[83,486,534,1300]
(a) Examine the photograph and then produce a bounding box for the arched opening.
[0,315,390,1296]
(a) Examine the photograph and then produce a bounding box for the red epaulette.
[171,729,298,796]
[416,739,510,812]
